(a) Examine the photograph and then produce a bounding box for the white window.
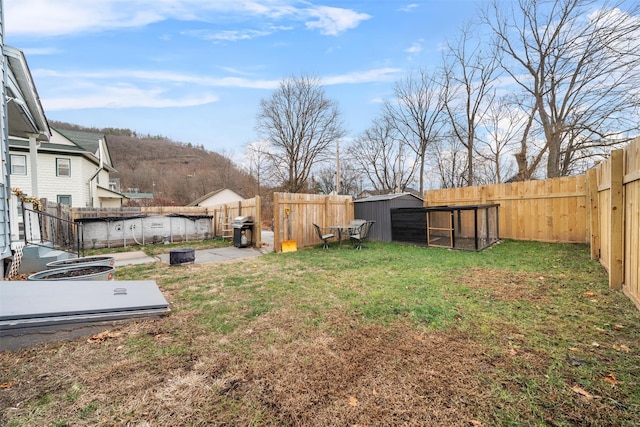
[57,195,72,206]
[10,154,26,175]
[56,158,71,177]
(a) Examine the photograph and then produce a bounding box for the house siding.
[9,150,99,207]
[0,9,11,270]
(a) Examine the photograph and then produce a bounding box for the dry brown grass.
[1,242,639,426]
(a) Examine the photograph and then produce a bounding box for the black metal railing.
[21,203,85,257]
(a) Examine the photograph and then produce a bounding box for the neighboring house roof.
[9,129,117,173]
[188,188,245,206]
[97,185,128,199]
[122,192,154,199]
[52,127,115,170]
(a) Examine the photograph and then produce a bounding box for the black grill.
[231,216,254,248]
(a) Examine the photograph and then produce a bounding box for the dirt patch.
[241,314,492,426]
[455,268,552,302]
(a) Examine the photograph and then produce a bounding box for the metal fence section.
[22,202,84,257]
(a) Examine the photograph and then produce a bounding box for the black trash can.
[231,216,254,248]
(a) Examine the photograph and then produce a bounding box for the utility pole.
[335,140,341,194]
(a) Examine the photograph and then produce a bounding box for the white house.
[187,188,245,207]
[9,127,124,208]
[1,43,51,276]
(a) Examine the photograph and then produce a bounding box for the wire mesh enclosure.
[390,204,500,251]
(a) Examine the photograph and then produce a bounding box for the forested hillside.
[50,121,257,206]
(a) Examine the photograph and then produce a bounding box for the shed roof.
[354,192,423,203]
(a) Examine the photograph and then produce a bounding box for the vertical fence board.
[610,150,624,290]
[423,176,588,243]
[272,193,354,252]
[623,138,640,307]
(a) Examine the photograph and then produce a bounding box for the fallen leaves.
[0,381,16,389]
[87,330,122,343]
[613,344,632,353]
[571,385,601,401]
[604,373,617,387]
[348,396,358,406]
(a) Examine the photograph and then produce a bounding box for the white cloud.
[43,83,220,110]
[5,0,369,37]
[322,68,402,85]
[183,29,274,42]
[5,0,166,36]
[304,5,371,36]
[405,40,423,54]
[399,4,419,13]
[32,66,398,110]
[20,47,61,56]
[33,68,281,90]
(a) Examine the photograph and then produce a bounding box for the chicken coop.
[390,204,500,251]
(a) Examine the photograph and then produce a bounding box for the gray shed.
[353,193,424,242]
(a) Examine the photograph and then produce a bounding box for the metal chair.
[313,224,335,249]
[350,220,375,250]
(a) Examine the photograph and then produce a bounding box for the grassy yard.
[1,240,639,426]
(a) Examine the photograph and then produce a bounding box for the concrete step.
[19,245,72,275]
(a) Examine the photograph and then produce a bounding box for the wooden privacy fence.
[424,136,640,309]
[206,197,262,246]
[424,175,588,244]
[589,138,640,307]
[273,192,353,252]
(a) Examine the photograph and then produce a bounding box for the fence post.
[609,149,624,290]
[255,195,262,248]
[274,192,281,253]
[586,168,600,260]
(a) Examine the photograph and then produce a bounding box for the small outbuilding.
[188,188,245,207]
[353,193,424,242]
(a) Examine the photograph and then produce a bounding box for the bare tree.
[245,140,276,196]
[255,74,346,193]
[476,95,527,183]
[443,23,501,186]
[383,68,446,194]
[348,116,417,193]
[430,134,469,189]
[313,163,360,197]
[485,0,640,178]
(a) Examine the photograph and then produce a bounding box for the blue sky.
[4,0,483,157]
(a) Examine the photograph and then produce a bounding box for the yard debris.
[469,420,483,426]
[0,381,16,389]
[87,330,122,343]
[604,373,617,387]
[614,324,624,331]
[613,344,632,353]
[348,396,358,406]
[584,290,596,297]
[591,342,600,347]
[571,385,601,401]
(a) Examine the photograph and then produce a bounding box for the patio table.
[328,224,359,248]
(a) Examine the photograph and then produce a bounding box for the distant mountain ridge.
[49,121,255,206]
